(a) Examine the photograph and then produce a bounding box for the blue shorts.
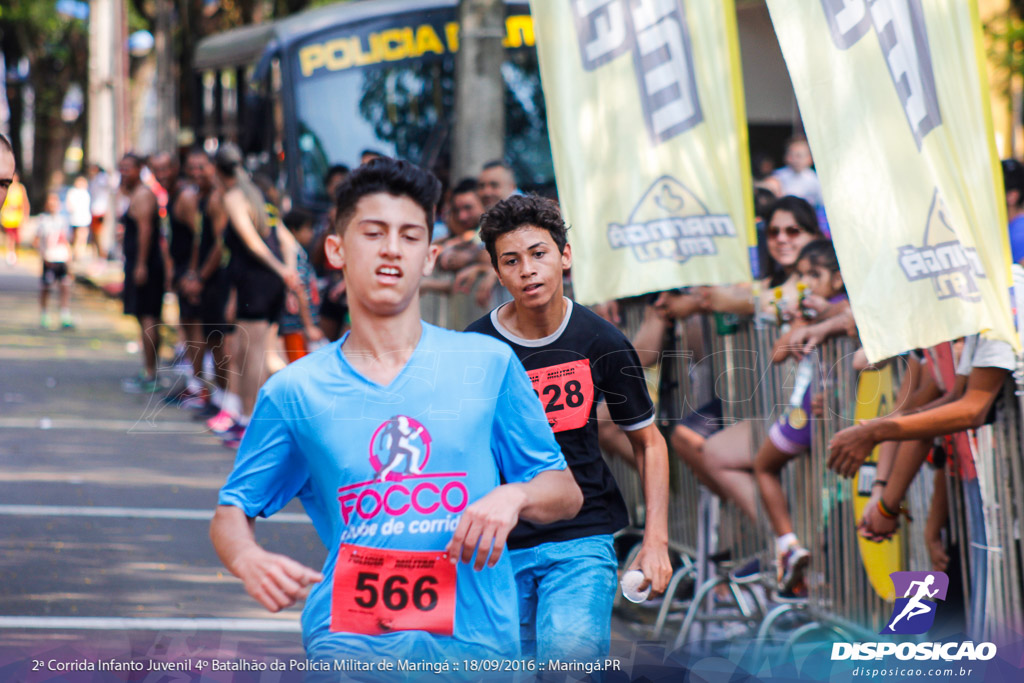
[511,534,618,662]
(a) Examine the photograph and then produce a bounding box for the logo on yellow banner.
[572,0,702,144]
[897,190,985,302]
[607,176,737,264]
[820,0,940,147]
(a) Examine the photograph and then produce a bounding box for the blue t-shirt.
[1009,214,1024,264]
[219,323,566,663]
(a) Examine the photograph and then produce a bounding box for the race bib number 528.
[330,544,456,636]
[528,359,595,433]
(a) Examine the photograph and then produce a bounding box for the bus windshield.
[291,40,553,204]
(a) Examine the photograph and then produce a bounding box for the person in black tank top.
[150,152,205,401]
[182,148,233,417]
[213,144,299,447]
[119,153,170,392]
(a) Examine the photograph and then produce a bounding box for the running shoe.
[729,558,762,585]
[222,422,246,449]
[122,374,160,394]
[40,312,51,329]
[775,577,809,603]
[777,545,811,594]
[60,316,75,329]
[163,386,201,406]
[206,409,236,434]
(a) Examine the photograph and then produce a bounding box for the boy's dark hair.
[333,157,442,237]
[451,177,479,197]
[283,208,316,233]
[478,194,567,268]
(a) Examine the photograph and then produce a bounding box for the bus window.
[290,22,553,206]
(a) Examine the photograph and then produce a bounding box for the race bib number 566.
[330,544,456,636]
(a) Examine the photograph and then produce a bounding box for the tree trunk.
[452,0,505,183]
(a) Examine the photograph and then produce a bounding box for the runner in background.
[210,157,581,669]
[183,147,233,416]
[467,195,672,663]
[35,191,74,329]
[150,151,206,405]
[213,144,298,448]
[1,170,28,266]
[0,134,15,209]
[119,153,172,394]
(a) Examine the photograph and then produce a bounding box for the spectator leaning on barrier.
[671,196,824,524]
[467,194,672,663]
[828,262,1024,540]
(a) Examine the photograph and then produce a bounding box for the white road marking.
[0,417,207,433]
[0,504,310,524]
[0,616,300,632]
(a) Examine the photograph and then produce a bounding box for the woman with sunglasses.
[666,197,823,578]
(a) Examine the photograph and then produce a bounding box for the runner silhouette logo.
[881,571,949,635]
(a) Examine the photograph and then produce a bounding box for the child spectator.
[754,239,849,595]
[280,209,323,362]
[35,191,74,329]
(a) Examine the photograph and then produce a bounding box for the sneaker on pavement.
[777,545,811,594]
[40,312,51,329]
[206,409,236,434]
[122,374,160,394]
[222,422,245,449]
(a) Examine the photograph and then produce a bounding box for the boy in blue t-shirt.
[210,159,582,666]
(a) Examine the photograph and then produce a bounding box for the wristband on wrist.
[877,498,899,520]
[872,480,887,488]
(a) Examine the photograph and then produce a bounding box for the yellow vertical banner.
[766,0,1019,362]
[529,0,755,304]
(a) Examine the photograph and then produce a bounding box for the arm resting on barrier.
[624,424,672,595]
[701,283,754,316]
[829,367,1007,478]
[210,505,323,613]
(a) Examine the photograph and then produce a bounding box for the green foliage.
[985,12,1024,99]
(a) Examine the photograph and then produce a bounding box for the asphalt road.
[0,255,323,681]
[0,254,655,683]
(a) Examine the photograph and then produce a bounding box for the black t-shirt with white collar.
[467,298,655,549]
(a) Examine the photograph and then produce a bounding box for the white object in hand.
[620,570,651,603]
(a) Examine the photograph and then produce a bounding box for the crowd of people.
[4,127,1023,667]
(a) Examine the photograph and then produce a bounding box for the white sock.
[236,413,251,428]
[211,386,225,408]
[776,533,798,554]
[187,376,203,393]
[60,307,71,318]
[223,392,241,417]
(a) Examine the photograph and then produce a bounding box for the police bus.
[193,0,552,214]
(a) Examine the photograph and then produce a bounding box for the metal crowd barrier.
[417,286,1024,649]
